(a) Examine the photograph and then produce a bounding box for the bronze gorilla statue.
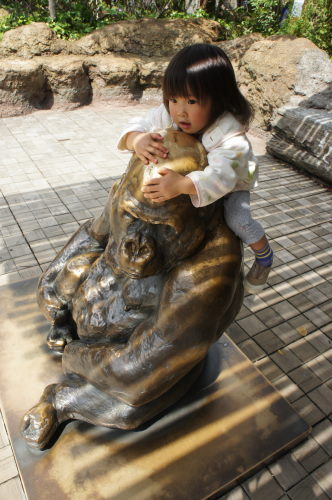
[21,129,244,449]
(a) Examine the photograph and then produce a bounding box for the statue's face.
[114,210,162,278]
[107,193,213,279]
[104,194,166,278]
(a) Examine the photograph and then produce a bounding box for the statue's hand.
[38,284,69,323]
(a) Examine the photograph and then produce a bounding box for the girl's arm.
[142,135,254,204]
[187,135,257,207]
[141,166,197,202]
[118,104,171,164]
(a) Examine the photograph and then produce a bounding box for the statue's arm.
[63,228,243,406]
[38,212,110,323]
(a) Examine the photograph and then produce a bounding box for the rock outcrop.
[0,52,169,115]
[0,19,222,58]
[233,36,332,129]
[267,88,332,185]
[0,20,221,116]
[265,41,332,184]
[0,22,68,58]
[72,18,222,57]
[0,59,47,117]
[0,21,331,144]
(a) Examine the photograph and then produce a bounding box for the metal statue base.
[0,278,310,499]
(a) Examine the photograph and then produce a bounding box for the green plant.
[0,1,129,38]
[0,0,330,54]
[281,0,332,54]
[216,0,331,55]
[0,11,41,36]
[169,7,210,19]
[217,0,283,38]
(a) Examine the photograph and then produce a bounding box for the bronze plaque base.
[0,279,310,500]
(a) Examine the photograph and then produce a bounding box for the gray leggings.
[223,191,265,245]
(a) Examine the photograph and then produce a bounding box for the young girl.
[117,43,273,294]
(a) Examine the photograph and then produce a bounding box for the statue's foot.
[21,401,58,449]
[47,323,76,353]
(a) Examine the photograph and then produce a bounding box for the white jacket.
[118,104,258,207]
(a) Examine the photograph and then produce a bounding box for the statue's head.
[106,129,215,278]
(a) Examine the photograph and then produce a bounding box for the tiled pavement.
[0,103,331,500]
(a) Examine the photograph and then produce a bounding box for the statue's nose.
[121,233,155,266]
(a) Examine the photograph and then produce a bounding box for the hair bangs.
[163,65,191,101]
[186,58,224,103]
[162,66,211,110]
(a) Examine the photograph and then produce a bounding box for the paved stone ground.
[0,104,331,500]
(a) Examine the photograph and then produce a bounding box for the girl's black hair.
[162,43,253,127]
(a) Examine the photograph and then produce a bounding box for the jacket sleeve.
[186,134,254,207]
[117,104,172,150]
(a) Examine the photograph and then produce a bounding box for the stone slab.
[0,278,310,500]
[267,107,332,186]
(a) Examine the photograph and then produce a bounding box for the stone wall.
[0,19,331,182]
[1,22,331,130]
[0,20,221,116]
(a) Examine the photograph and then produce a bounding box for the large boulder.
[0,22,67,58]
[72,18,222,57]
[217,33,263,73]
[87,54,168,102]
[235,36,332,129]
[0,19,222,59]
[267,85,332,185]
[266,43,332,184]
[40,56,92,109]
[267,106,332,185]
[0,59,47,116]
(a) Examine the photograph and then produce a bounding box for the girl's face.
[168,95,212,135]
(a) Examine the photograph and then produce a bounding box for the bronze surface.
[20,130,245,449]
[0,278,310,499]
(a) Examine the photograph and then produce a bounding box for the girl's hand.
[131,132,169,165]
[141,167,196,203]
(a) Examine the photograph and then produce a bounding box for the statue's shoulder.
[167,213,242,296]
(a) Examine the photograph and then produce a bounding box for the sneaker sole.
[244,280,266,295]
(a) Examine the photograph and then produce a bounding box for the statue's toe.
[47,335,66,353]
[47,324,76,353]
[21,402,58,449]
